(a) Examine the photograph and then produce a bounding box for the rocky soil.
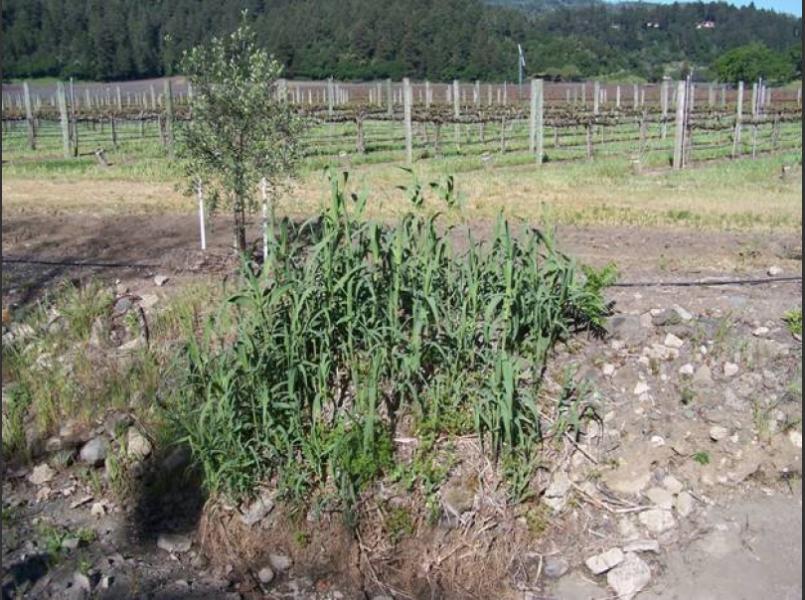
[2,221,801,599]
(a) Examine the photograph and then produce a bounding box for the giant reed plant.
[173,169,614,515]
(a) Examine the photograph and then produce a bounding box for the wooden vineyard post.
[150,85,157,111]
[661,78,669,139]
[403,78,413,165]
[633,83,639,110]
[453,79,461,150]
[355,115,365,154]
[111,116,118,148]
[593,81,600,115]
[386,79,393,116]
[69,78,79,157]
[672,80,687,170]
[732,81,744,158]
[581,82,586,107]
[708,83,715,107]
[116,86,122,111]
[771,115,780,151]
[499,116,506,154]
[425,80,431,108]
[163,79,175,157]
[56,81,71,159]
[487,83,493,106]
[529,79,544,165]
[615,85,621,109]
[197,180,207,251]
[23,82,35,150]
[639,113,647,155]
[585,122,593,160]
[798,85,802,108]
[327,77,335,116]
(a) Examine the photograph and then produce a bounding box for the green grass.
[171,169,613,522]
[783,308,802,336]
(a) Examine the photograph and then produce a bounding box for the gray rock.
[239,492,275,526]
[709,425,729,442]
[639,509,676,533]
[61,537,80,550]
[543,471,572,513]
[139,294,159,310]
[623,539,660,554]
[126,427,152,458]
[606,552,651,600]
[585,547,624,575]
[543,556,569,579]
[154,275,170,287]
[693,365,713,385]
[664,333,684,349]
[767,266,783,276]
[662,475,684,495]
[607,315,648,344]
[675,491,694,518]
[652,310,682,327]
[28,463,56,485]
[723,362,739,378]
[268,553,292,572]
[672,305,693,321]
[157,532,192,553]
[645,487,674,510]
[258,567,275,584]
[79,437,108,466]
[73,572,92,593]
[112,297,133,315]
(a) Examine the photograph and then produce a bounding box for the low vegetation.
[171,169,615,522]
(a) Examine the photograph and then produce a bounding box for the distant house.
[696,20,716,29]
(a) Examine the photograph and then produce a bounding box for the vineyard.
[2,77,802,171]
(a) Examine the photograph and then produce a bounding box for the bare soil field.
[1,155,801,599]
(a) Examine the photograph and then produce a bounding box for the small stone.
[633,381,650,395]
[126,427,152,459]
[79,437,109,466]
[752,326,770,337]
[157,532,192,554]
[585,548,624,575]
[649,435,665,447]
[28,463,56,485]
[709,426,729,442]
[543,556,569,578]
[91,502,106,517]
[664,333,684,349]
[69,495,93,509]
[139,294,159,309]
[602,363,615,376]
[622,539,660,554]
[62,537,81,550]
[73,572,92,593]
[543,471,572,513]
[258,567,275,584]
[606,552,651,600]
[672,305,693,321]
[723,362,739,378]
[239,492,275,526]
[662,475,684,495]
[268,553,292,572]
[692,365,712,385]
[638,509,676,533]
[788,430,802,448]
[675,491,694,517]
[112,297,133,314]
[645,487,673,510]
[767,266,783,276]
[154,275,170,287]
[678,364,694,376]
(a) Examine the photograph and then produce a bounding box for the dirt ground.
[2,209,802,599]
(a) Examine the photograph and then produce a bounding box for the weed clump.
[173,170,614,519]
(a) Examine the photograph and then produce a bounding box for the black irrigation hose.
[2,257,159,269]
[611,275,802,287]
[3,256,801,288]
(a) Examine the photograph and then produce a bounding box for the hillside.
[1,0,801,82]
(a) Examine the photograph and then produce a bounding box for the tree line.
[1,0,801,83]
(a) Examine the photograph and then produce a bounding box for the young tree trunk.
[233,193,247,255]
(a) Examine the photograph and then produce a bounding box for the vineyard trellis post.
[529,78,544,165]
[633,83,639,110]
[163,79,175,157]
[56,81,71,159]
[732,81,744,158]
[672,80,687,170]
[403,77,413,165]
[386,79,393,116]
[453,79,461,149]
[593,81,600,115]
[661,77,669,139]
[23,82,35,150]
